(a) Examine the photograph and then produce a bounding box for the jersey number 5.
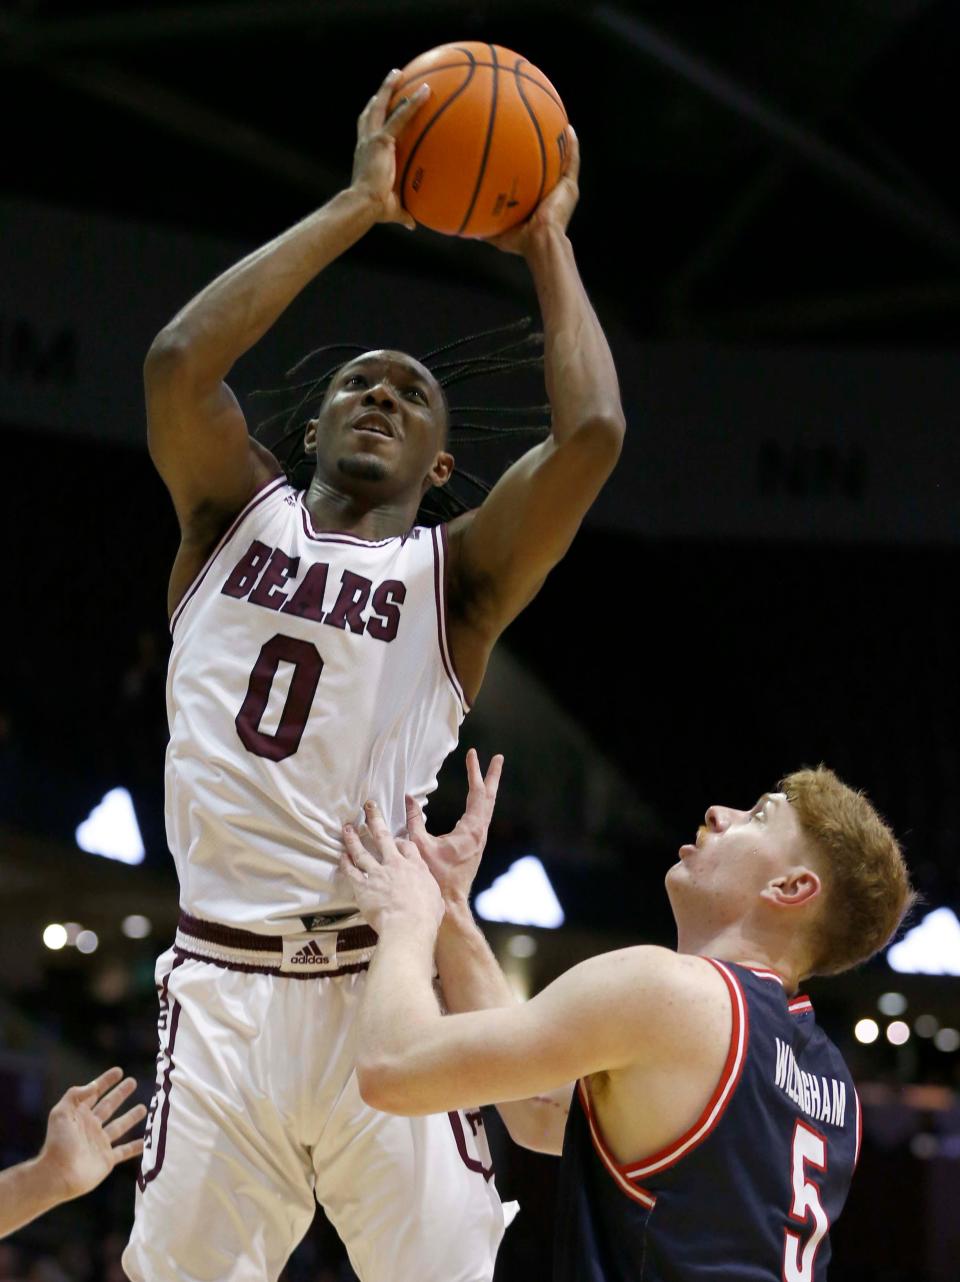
[235,635,323,762]
[783,1120,829,1282]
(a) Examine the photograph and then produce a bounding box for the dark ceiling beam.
[41,59,528,300]
[46,59,345,194]
[593,4,960,266]
[0,0,553,61]
[696,280,960,336]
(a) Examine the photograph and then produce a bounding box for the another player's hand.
[341,801,444,937]
[405,749,503,906]
[37,1067,146,1204]
[487,125,580,256]
[350,68,430,230]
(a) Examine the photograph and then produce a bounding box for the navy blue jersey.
[554,960,861,1282]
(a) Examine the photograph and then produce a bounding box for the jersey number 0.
[235,634,323,762]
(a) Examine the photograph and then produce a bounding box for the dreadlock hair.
[251,318,550,525]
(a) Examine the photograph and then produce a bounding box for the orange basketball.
[388,42,568,238]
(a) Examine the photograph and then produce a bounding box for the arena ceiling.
[3,0,960,342]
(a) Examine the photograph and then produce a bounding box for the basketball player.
[342,752,914,1281]
[1,1067,145,1238]
[123,67,624,1282]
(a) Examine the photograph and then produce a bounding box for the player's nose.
[363,384,397,411]
[704,805,731,834]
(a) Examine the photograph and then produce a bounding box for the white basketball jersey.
[165,477,467,931]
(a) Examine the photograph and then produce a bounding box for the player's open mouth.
[351,412,395,439]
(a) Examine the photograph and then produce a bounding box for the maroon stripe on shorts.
[173,945,371,980]
[447,1110,494,1182]
[177,910,377,954]
[138,954,186,1192]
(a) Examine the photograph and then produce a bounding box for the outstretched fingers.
[464,749,504,819]
[74,1066,124,1107]
[104,1102,147,1145]
[111,1138,145,1167]
[92,1075,138,1124]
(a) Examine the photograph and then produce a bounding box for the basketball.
[388,42,568,238]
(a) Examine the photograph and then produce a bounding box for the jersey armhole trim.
[169,476,290,635]
[431,523,470,714]
[620,958,749,1182]
[576,1082,657,1209]
[853,1084,863,1169]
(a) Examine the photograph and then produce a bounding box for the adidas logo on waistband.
[289,939,331,965]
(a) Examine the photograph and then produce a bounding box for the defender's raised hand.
[39,1067,146,1203]
[405,750,504,905]
[341,801,444,937]
[350,69,431,229]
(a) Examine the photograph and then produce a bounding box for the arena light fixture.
[877,992,907,1017]
[914,1014,939,1039]
[475,856,565,929]
[934,1027,960,1053]
[854,1018,879,1044]
[122,914,152,939]
[75,788,145,865]
[76,930,99,955]
[886,1020,910,1046]
[42,923,67,951]
[887,907,960,976]
[506,933,538,959]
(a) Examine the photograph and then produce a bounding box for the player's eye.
[405,386,427,403]
[344,374,367,388]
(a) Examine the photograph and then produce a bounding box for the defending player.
[1,1067,145,1239]
[123,69,624,1282]
[342,752,914,1281]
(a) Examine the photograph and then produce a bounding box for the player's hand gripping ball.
[388,42,568,238]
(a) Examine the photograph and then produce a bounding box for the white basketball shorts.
[122,914,506,1282]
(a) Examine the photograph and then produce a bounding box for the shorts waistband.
[175,910,377,978]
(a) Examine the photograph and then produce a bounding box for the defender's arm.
[341,809,724,1119]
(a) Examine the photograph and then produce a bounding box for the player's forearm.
[147,187,381,383]
[435,896,517,1015]
[436,898,570,1154]
[0,1155,62,1238]
[524,226,625,449]
[356,914,445,1103]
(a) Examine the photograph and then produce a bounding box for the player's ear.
[426,450,454,489]
[761,867,822,910]
[304,418,319,455]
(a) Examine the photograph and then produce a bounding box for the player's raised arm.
[446,129,626,698]
[404,751,572,1154]
[144,71,429,539]
[0,1067,146,1239]
[340,802,729,1120]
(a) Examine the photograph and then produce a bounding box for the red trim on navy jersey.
[743,966,786,987]
[576,1082,657,1209]
[624,959,749,1181]
[788,995,814,1015]
[169,476,289,634]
